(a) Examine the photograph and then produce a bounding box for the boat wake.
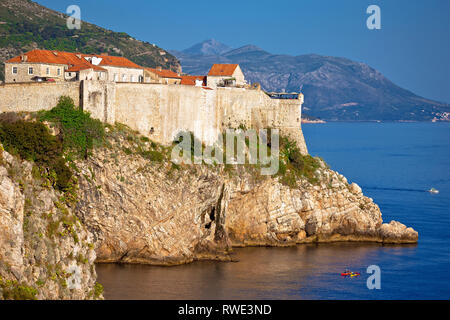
[362,186,429,193]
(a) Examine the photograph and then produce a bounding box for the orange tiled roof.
[180,75,207,86]
[207,64,239,76]
[7,49,85,65]
[83,54,142,69]
[6,49,142,70]
[145,68,181,79]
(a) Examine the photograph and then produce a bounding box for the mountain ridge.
[0,0,181,82]
[182,39,232,56]
[174,40,450,121]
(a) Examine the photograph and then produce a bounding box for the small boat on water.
[428,188,439,194]
[341,271,360,277]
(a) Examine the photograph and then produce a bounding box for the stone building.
[144,67,182,84]
[86,54,144,83]
[4,49,143,83]
[206,64,246,88]
[65,64,107,81]
[180,75,207,87]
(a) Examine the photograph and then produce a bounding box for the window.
[114,74,118,82]
[28,67,33,75]
[130,75,134,82]
[122,74,127,82]
[46,67,50,75]
[12,67,18,74]
[57,68,61,76]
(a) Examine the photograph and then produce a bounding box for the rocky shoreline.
[0,124,418,299]
[73,134,418,267]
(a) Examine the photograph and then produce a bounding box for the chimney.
[157,66,162,71]
[21,55,28,62]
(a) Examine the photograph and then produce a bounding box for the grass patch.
[39,96,105,159]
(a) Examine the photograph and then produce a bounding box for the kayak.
[341,272,360,277]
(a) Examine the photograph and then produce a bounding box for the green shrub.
[93,282,104,299]
[123,147,133,155]
[0,120,72,190]
[141,150,164,162]
[0,279,38,300]
[39,96,105,159]
[0,120,62,163]
[277,136,322,187]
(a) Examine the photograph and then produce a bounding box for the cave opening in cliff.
[205,207,216,229]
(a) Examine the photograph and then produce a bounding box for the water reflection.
[97,243,418,300]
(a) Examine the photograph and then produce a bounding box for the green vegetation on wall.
[0,96,105,191]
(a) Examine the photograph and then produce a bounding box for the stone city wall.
[0,81,80,112]
[0,81,308,154]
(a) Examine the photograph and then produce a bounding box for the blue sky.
[35,0,450,103]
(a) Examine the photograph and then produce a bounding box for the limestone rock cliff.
[0,119,419,300]
[76,150,230,265]
[73,135,417,266]
[226,165,418,246]
[0,148,100,300]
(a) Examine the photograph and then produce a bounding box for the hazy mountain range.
[1,0,448,122]
[172,40,450,121]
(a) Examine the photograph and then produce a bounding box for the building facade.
[206,64,246,88]
[4,50,143,84]
[144,67,182,84]
[4,51,248,92]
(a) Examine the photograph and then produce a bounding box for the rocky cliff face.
[72,133,417,267]
[75,150,231,265]
[0,148,100,300]
[226,166,417,246]
[0,121,419,299]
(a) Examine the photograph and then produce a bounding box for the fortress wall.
[81,80,116,124]
[215,88,307,154]
[0,82,80,113]
[0,81,308,154]
[114,84,221,146]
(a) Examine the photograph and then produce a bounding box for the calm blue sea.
[97,122,450,300]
